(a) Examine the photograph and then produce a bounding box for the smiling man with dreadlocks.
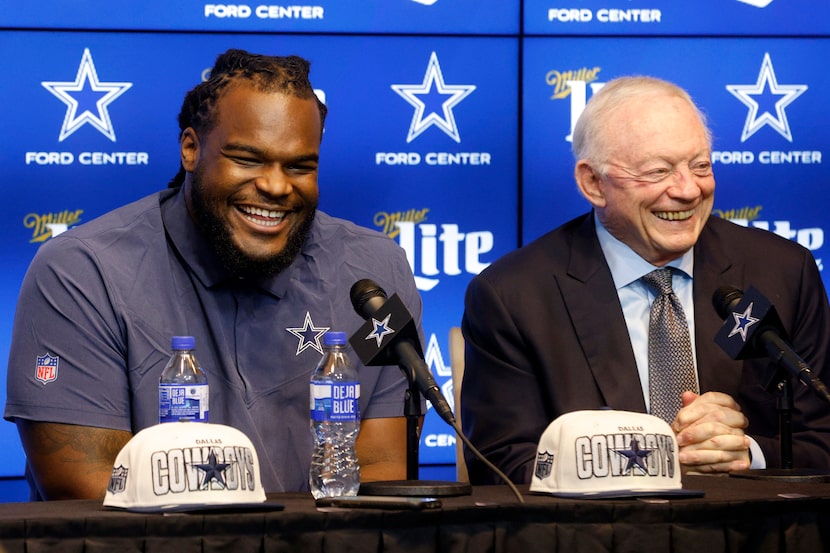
[6,49,422,500]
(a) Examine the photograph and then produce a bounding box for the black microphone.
[713,285,830,403]
[349,279,457,426]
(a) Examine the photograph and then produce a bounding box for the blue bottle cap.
[323,331,347,345]
[171,336,195,350]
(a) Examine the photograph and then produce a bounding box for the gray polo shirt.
[5,187,423,493]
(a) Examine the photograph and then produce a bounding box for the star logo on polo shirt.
[366,313,395,347]
[286,312,330,356]
[391,51,476,143]
[726,52,807,143]
[727,302,760,342]
[41,48,132,142]
[195,449,231,489]
[614,438,653,473]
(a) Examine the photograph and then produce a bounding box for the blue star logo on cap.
[287,312,330,356]
[615,438,653,473]
[195,450,231,489]
[727,302,760,342]
[726,52,807,143]
[41,48,132,142]
[391,51,476,143]
[366,313,395,347]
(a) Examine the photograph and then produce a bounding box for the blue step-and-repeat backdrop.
[1,1,828,480]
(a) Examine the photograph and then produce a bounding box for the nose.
[254,164,293,197]
[666,166,700,200]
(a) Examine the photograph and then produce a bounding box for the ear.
[180,128,199,173]
[574,160,606,209]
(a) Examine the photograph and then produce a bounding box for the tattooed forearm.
[24,422,131,472]
[16,420,133,499]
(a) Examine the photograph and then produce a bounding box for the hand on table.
[672,391,751,474]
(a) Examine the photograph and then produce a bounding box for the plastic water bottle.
[159,336,209,423]
[309,331,361,499]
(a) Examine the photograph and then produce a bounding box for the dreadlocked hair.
[168,49,328,188]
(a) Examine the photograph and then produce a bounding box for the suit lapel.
[559,214,647,412]
[693,218,744,391]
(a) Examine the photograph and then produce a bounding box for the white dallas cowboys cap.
[530,410,703,498]
[104,422,282,512]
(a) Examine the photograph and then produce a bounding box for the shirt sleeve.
[4,235,132,431]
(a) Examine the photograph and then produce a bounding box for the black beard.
[189,174,316,279]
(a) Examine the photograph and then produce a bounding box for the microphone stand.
[731,361,830,482]
[404,381,421,480]
[347,283,521,500]
[358,366,473,497]
[778,370,794,470]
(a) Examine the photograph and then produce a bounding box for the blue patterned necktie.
[642,268,699,423]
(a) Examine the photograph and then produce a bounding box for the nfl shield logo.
[108,465,128,494]
[535,451,555,480]
[35,354,59,384]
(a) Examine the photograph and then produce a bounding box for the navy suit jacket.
[461,212,830,484]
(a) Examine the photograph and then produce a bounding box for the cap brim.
[106,499,285,514]
[535,488,704,499]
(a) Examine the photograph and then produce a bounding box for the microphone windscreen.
[712,285,744,320]
[350,279,388,317]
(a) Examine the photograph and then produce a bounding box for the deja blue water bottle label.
[159,383,209,423]
[310,381,360,422]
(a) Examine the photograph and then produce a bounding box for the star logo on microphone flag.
[728,302,760,342]
[42,48,133,142]
[366,313,395,347]
[614,438,653,474]
[286,312,330,356]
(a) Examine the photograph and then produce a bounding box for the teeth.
[240,206,286,226]
[655,210,694,221]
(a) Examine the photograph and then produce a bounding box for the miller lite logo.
[35,353,59,384]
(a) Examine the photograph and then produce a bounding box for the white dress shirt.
[594,215,765,468]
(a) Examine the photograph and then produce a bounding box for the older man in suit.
[461,76,830,485]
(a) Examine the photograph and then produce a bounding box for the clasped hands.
[671,391,751,474]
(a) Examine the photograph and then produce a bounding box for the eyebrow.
[222,142,319,163]
[222,142,263,156]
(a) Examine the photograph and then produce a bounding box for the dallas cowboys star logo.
[391,51,476,143]
[366,313,395,347]
[736,0,773,7]
[727,302,760,342]
[726,52,807,143]
[194,449,231,489]
[614,438,653,473]
[286,312,330,356]
[41,48,132,142]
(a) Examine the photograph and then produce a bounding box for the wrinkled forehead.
[601,93,709,158]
